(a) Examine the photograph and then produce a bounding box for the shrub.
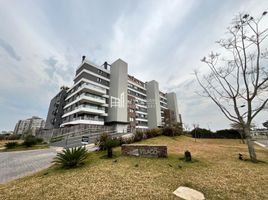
[216,129,243,139]
[95,133,110,150]
[0,134,6,140]
[4,142,18,149]
[7,134,21,140]
[190,128,214,138]
[22,135,43,147]
[133,131,144,142]
[118,136,134,145]
[174,127,183,136]
[144,128,161,138]
[162,127,174,136]
[53,147,88,168]
[190,128,242,139]
[35,137,44,143]
[162,127,182,136]
[23,135,37,147]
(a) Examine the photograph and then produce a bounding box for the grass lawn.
[0,136,267,200]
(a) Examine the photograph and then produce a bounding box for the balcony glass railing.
[78,83,106,92]
[136,116,148,120]
[65,93,105,108]
[75,104,105,111]
[81,93,105,101]
[74,116,104,121]
[62,116,104,123]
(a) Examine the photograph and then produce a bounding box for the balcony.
[62,104,106,118]
[136,117,148,122]
[65,82,106,101]
[64,93,106,109]
[78,83,106,95]
[61,116,104,127]
[79,93,105,104]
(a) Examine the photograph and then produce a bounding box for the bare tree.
[192,123,199,142]
[195,12,268,162]
[230,122,255,144]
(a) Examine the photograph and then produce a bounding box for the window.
[97,78,102,82]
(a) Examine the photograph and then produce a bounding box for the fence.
[36,124,115,143]
[49,128,124,149]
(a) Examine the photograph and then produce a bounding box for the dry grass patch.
[0,136,267,200]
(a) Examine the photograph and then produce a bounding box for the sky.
[0,0,267,131]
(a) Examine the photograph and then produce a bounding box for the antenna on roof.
[82,55,86,62]
[103,61,111,70]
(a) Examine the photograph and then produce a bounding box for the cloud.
[0,38,21,61]
[0,0,268,131]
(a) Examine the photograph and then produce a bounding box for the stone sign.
[121,144,167,157]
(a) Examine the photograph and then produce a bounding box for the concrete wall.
[146,80,162,128]
[166,92,180,123]
[107,59,128,123]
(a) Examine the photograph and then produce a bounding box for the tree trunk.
[244,127,257,162]
[107,148,113,158]
[238,130,245,144]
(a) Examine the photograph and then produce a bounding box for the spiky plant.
[53,146,88,168]
[105,138,120,158]
[4,142,18,149]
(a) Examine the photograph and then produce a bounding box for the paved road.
[255,139,268,148]
[0,148,57,184]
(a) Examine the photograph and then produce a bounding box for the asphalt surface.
[0,148,57,184]
[255,139,268,148]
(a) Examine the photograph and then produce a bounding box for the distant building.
[14,116,45,135]
[14,119,31,135]
[0,131,14,135]
[45,86,69,129]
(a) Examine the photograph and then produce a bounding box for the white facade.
[47,57,181,130]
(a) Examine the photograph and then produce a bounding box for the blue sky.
[0,0,267,131]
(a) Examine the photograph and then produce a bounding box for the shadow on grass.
[242,159,267,164]
[99,154,120,159]
[178,157,200,163]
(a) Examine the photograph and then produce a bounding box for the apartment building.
[14,116,45,135]
[45,86,69,129]
[46,57,181,132]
